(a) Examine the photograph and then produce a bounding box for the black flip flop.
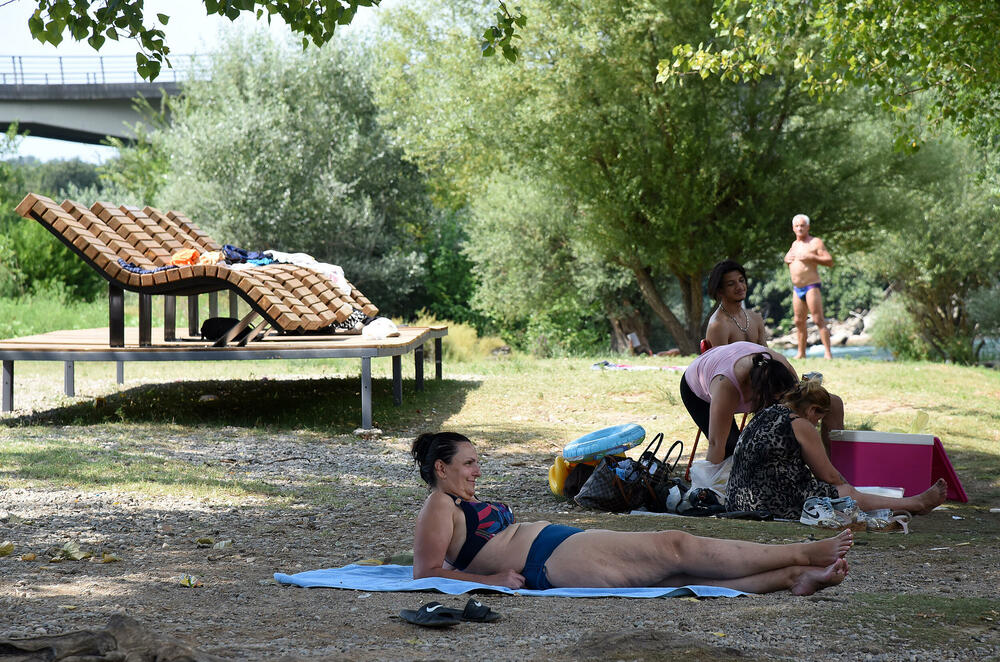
[398,601,461,627]
[458,598,500,623]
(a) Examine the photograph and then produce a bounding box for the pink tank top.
[683,341,772,413]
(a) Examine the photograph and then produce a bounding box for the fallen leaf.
[100,553,122,563]
[196,537,215,547]
[21,552,37,561]
[60,541,92,561]
[0,541,13,557]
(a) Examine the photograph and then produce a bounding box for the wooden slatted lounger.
[136,205,379,327]
[14,193,381,348]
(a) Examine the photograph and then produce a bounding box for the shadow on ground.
[0,377,479,432]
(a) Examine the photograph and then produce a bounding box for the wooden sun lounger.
[15,193,380,348]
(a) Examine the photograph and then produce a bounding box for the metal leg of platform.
[116,361,124,385]
[435,338,443,380]
[2,360,12,412]
[164,296,176,341]
[64,361,75,397]
[415,344,424,391]
[361,357,372,429]
[138,294,152,347]
[229,291,239,318]
[209,291,219,318]
[109,285,125,348]
[188,296,199,336]
[392,355,402,406]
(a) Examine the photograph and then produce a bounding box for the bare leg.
[837,478,947,515]
[544,529,852,588]
[805,287,832,359]
[657,558,849,596]
[820,393,845,455]
[792,292,809,358]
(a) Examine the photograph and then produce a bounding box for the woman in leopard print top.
[726,380,947,519]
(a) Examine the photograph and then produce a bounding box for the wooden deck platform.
[0,325,448,429]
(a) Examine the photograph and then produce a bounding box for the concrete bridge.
[0,54,208,144]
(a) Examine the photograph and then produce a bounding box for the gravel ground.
[2,422,999,660]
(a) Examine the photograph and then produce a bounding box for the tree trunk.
[629,260,699,355]
[608,298,652,354]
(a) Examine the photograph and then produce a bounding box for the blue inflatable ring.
[562,423,646,462]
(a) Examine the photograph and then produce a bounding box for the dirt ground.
[2,422,998,662]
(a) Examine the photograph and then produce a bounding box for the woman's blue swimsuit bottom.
[521,524,584,590]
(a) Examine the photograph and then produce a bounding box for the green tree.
[857,136,1000,364]
[660,1,1000,148]
[24,0,521,80]
[157,31,432,314]
[462,171,639,355]
[375,0,904,353]
[18,158,101,197]
[1,127,104,301]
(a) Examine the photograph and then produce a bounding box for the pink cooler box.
[829,430,967,502]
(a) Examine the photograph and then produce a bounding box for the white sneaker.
[800,496,841,528]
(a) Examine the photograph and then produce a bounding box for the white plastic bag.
[361,317,399,340]
[688,456,733,500]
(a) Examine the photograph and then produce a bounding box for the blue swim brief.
[793,282,821,300]
[521,524,583,590]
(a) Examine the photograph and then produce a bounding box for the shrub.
[0,284,106,339]
[409,311,508,362]
[868,296,931,361]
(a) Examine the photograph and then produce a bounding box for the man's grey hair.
[792,213,810,226]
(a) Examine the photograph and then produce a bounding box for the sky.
[0,0,383,163]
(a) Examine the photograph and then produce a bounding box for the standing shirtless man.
[704,260,767,348]
[785,214,834,359]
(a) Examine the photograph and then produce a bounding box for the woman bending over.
[726,379,947,519]
[680,341,848,463]
[410,431,853,595]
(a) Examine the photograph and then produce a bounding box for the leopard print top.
[725,404,838,518]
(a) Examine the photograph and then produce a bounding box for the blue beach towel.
[274,564,748,598]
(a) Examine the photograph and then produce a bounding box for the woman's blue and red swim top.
[446,494,515,570]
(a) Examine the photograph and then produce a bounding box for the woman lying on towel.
[726,379,948,520]
[411,431,853,595]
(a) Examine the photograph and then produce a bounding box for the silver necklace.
[721,305,749,335]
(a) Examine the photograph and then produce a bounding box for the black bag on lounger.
[200,317,253,342]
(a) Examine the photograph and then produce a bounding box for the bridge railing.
[0,54,212,85]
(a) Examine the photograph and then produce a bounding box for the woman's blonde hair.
[781,378,831,413]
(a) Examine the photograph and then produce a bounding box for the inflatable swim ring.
[562,423,646,462]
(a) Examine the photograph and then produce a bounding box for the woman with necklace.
[704,261,767,347]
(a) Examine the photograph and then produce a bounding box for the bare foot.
[791,558,849,596]
[803,529,853,566]
[913,478,948,515]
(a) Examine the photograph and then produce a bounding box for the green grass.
[849,594,1000,647]
[0,289,107,339]
[0,290,264,341]
[0,434,283,499]
[3,353,998,503]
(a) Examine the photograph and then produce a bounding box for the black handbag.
[574,455,654,513]
[637,434,684,511]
